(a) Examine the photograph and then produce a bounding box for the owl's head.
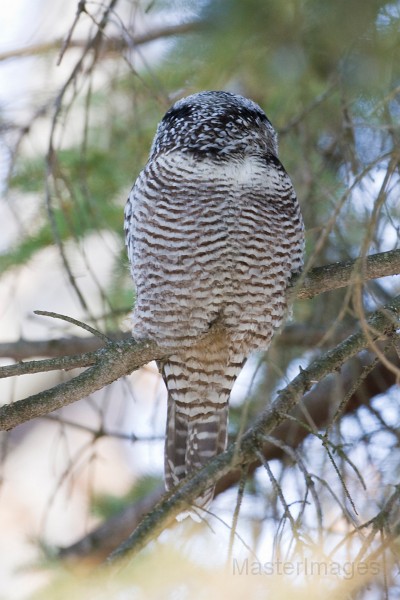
[150,91,278,159]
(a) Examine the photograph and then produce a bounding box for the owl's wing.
[263,152,304,276]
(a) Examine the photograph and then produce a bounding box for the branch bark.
[293,248,400,300]
[0,340,163,431]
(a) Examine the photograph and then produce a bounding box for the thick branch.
[294,248,400,300]
[108,294,400,562]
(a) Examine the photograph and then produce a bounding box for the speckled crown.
[150,90,278,159]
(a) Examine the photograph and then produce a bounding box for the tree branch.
[0,324,348,362]
[293,248,400,300]
[0,333,128,361]
[0,340,163,431]
[0,350,98,379]
[0,22,200,63]
[107,294,400,562]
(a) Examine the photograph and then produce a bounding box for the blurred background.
[0,0,399,598]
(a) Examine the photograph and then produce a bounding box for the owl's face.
[150,91,278,160]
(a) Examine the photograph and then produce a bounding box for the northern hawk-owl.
[125,90,304,515]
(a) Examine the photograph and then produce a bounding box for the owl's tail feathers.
[165,399,229,519]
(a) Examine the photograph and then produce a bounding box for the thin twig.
[34,310,111,343]
[57,0,88,66]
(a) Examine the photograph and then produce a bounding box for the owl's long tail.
[164,397,229,515]
[161,343,241,519]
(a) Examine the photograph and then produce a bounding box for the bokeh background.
[0,1,399,598]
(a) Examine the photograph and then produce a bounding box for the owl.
[124,91,304,516]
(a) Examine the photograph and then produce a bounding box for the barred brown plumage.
[124,90,304,518]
